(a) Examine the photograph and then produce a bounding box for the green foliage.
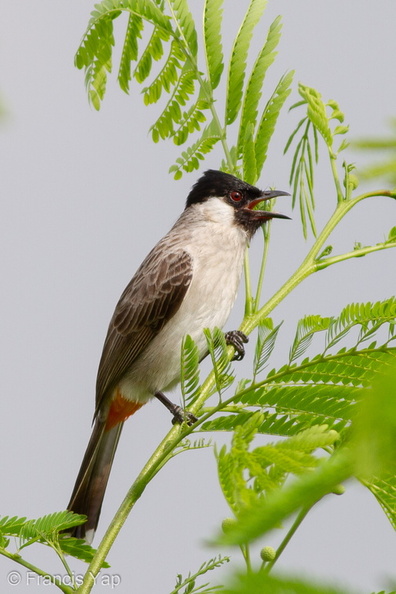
[170,555,229,594]
[222,570,358,594]
[225,0,268,126]
[285,116,318,238]
[354,364,396,529]
[253,70,294,178]
[204,327,235,397]
[75,0,291,178]
[285,84,351,235]
[216,412,338,516]
[216,360,396,549]
[181,334,200,405]
[203,0,224,89]
[0,511,109,569]
[217,448,353,546]
[253,318,283,381]
[202,298,396,441]
[237,15,282,157]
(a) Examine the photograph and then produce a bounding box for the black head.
[186,170,290,236]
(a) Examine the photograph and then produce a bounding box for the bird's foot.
[155,392,197,426]
[225,330,249,361]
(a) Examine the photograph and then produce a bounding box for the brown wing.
[95,247,193,408]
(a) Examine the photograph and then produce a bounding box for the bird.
[67,169,289,541]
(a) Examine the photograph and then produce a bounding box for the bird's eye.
[230,191,243,202]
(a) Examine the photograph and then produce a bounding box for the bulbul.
[67,169,289,541]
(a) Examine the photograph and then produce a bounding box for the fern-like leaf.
[59,537,110,567]
[285,116,318,238]
[204,327,235,397]
[253,319,282,380]
[169,0,198,57]
[180,334,200,405]
[242,123,257,184]
[225,0,267,126]
[171,555,229,594]
[172,98,210,145]
[19,511,86,544]
[289,315,332,363]
[203,0,224,89]
[169,122,220,179]
[217,418,338,518]
[254,70,294,174]
[325,298,396,352]
[142,40,184,104]
[365,475,396,530]
[150,68,196,142]
[237,15,282,158]
[118,13,144,93]
[134,26,168,84]
[0,516,28,537]
[299,84,333,147]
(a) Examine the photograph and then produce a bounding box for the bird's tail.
[66,418,123,542]
[67,391,145,541]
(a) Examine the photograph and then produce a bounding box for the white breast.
[119,198,249,403]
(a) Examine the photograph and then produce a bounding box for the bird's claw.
[171,406,198,426]
[225,330,249,361]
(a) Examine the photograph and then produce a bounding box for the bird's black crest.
[185,170,262,209]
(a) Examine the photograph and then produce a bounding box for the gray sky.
[1,1,396,592]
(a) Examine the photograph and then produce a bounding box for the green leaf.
[117,13,143,93]
[325,298,396,351]
[237,15,282,158]
[203,0,224,89]
[253,318,282,379]
[217,448,353,546]
[254,70,294,174]
[180,334,200,405]
[0,516,28,537]
[168,0,198,57]
[142,40,184,104]
[19,511,86,544]
[299,84,333,147]
[216,419,339,520]
[150,68,196,142]
[170,555,229,594]
[172,98,210,145]
[222,570,357,594]
[169,122,220,178]
[242,123,257,184]
[225,0,268,126]
[289,314,332,363]
[59,537,110,568]
[203,327,235,396]
[364,475,396,530]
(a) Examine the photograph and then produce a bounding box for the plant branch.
[0,549,74,594]
[316,242,396,271]
[263,505,312,573]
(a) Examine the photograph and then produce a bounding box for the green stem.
[264,505,311,573]
[76,424,190,593]
[329,149,344,203]
[0,550,74,594]
[240,544,252,573]
[254,224,272,311]
[242,189,395,335]
[317,241,396,270]
[244,249,253,315]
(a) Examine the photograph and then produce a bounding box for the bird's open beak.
[245,190,291,220]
